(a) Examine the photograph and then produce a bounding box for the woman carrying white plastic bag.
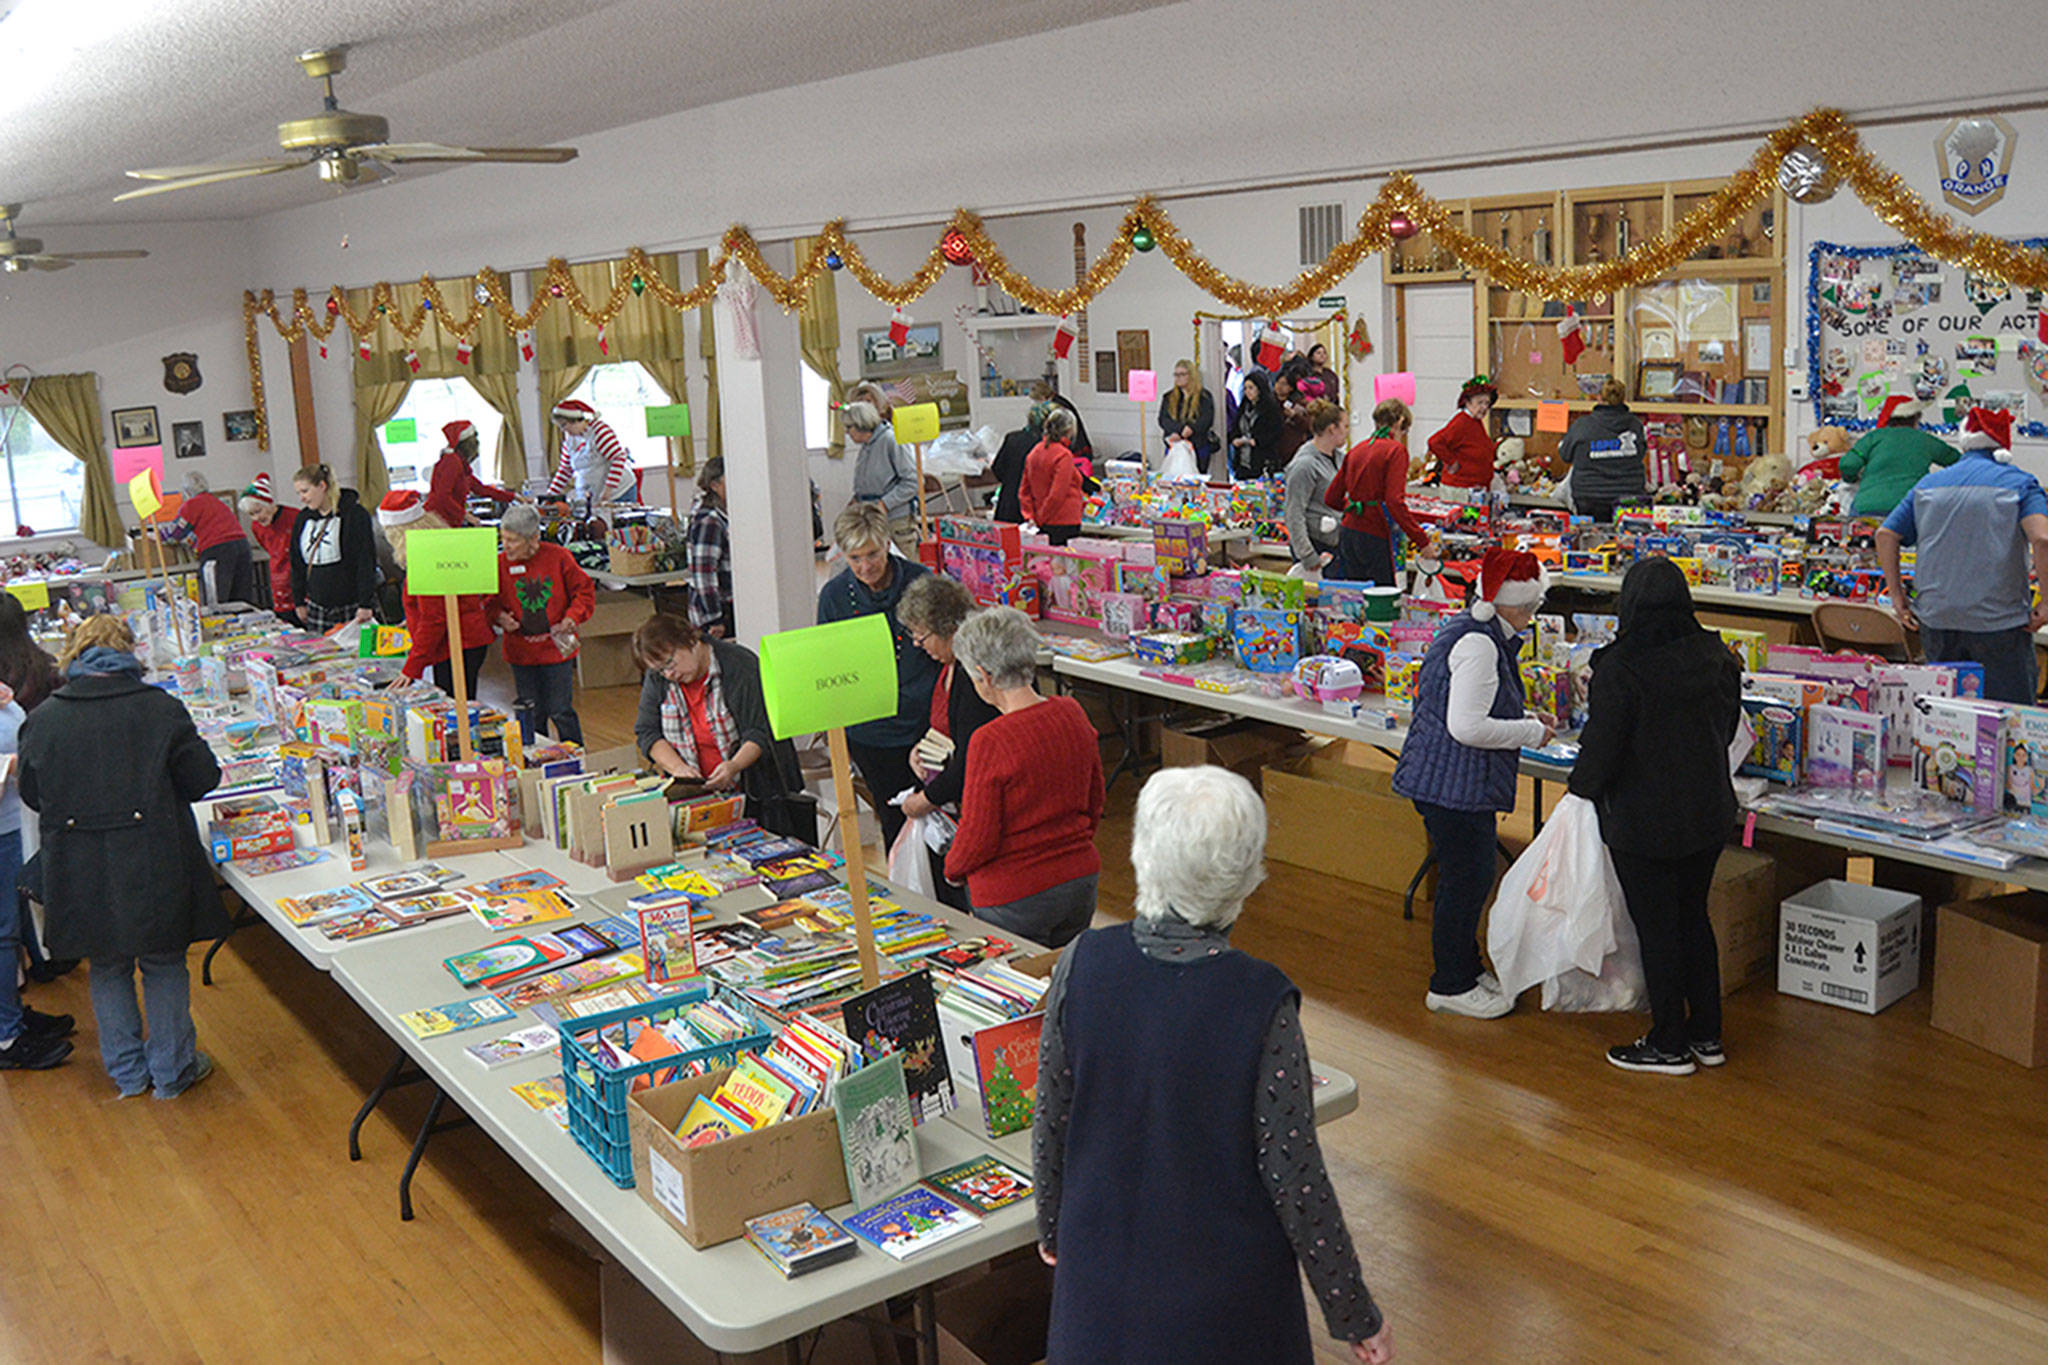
[1566,558,1744,1076]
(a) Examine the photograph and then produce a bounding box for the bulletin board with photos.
[1807,237,2048,438]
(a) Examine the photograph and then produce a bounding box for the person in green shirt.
[1839,398,1959,517]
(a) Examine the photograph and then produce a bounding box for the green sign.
[1318,294,1345,309]
[383,418,418,444]
[405,527,500,595]
[645,403,692,438]
[757,615,898,739]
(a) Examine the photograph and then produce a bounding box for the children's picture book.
[1805,705,1887,791]
[493,952,647,1010]
[469,888,577,933]
[509,1076,570,1129]
[276,885,374,926]
[639,901,700,985]
[676,1093,753,1147]
[972,1013,1044,1138]
[923,1155,1034,1215]
[398,995,515,1039]
[444,936,569,989]
[832,1052,917,1210]
[743,1203,859,1278]
[464,1023,560,1068]
[841,1188,979,1261]
[477,869,568,897]
[715,1054,799,1128]
[359,869,443,901]
[839,971,955,1125]
[232,847,330,877]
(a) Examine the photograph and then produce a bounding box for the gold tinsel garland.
[241,108,2048,450]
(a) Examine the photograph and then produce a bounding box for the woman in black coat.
[1157,359,1219,473]
[19,616,224,1098]
[895,575,1001,911]
[991,404,1048,524]
[1567,557,1742,1076]
[1231,369,1285,478]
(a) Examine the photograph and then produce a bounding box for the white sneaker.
[1425,981,1514,1019]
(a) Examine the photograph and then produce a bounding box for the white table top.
[1054,654,1413,750]
[589,569,692,592]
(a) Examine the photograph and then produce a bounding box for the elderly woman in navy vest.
[1034,766,1392,1364]
[1391,549,1556,1020]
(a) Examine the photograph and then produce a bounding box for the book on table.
[464,1023,560,1068]
[841,1188,980,1260]
[832,1052,917,1210]
[839,970,956,1124]
[743,1203,859,1277]
[398,995,514,1039]
[923,1154,1034,1215]
[971,1013,1044,1138]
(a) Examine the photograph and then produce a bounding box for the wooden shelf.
[958,314,1057,331]
[1388,269,1473,283]
[1494,399,1773,417]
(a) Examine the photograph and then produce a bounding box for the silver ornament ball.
[1778,144,1839,204]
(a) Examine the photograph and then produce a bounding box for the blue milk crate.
[558,981,774,1188]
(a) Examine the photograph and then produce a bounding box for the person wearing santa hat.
[1838,397,1958,518]
[1424,376,1499,491]
[542,400,637,508]
[1390,547,1556,1019]
[378,491,496,696]
[238,473,301,624]
[424,420,516,527]
[1878,405,2048,705]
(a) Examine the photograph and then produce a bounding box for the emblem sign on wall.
[1808,238,2048,439]
[1937,115,2017,216]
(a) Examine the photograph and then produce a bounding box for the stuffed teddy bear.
[1805,426,1852,464]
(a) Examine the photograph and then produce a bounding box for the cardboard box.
[627,1068,851,1249]
[1708,846,1778,995]
[1263,750,1431,895]
[1161,718,1309,785]
[1778,880,1922,1014]
[1931,893,2048,1067]
[934,1249,1053,1365]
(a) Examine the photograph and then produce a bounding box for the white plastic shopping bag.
[887,817,935,898]
[1485,793,1645,1011]
[1160,438,1201,480]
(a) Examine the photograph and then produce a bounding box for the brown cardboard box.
[1749,828,1849,903]
[934,1249,1052,1365]
[1708,846,1778,995]
[1161,718,1311,786]
[1263,751,1431,894]
[578,591,658,689]
[1931,893,2048,1067]
[627,1068,852,1249]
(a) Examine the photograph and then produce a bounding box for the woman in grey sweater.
[845,400,920,550]
[1282,400,1347,568]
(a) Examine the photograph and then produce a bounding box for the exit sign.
[1317,294,1346,309]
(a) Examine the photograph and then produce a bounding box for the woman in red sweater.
[1325,398,1434,585]
[377,492,495,697]
[491,503,595,746]
[238,473,301,623]
[1020,408,1086,546]
[1424,376,1498,489]
[943,607,1104,947]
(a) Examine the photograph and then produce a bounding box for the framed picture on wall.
[1743,319,1773,375]
[857,323,942,379]
[1636,361,1683,402]
[222,410,258,442]
[172,420,206,460]
[1115,330,1151,387]
[111,405,160,447]
[1094,351,1118,393]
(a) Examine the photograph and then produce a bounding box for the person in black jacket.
[19,615,224,1097]
[895,575,1001,911]
[1567,557,1742,1076]
[991,404,1048,524]
[1231,369,1285,478]
[287,463,380,631]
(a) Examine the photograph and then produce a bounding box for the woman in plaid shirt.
[685,457,733,638]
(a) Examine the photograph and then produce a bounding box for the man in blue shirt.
[1877,407,2048,704]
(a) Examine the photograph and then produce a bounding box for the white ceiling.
[0,0,1168,228]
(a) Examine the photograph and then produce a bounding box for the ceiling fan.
[0,204,148,272]
[117,45,578,202]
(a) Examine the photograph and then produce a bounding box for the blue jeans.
[511,659,582,746]
[88,951,197,1096]
[0,830,19,1041]
[1919,624,2039,705]
[1416,801,1500,996]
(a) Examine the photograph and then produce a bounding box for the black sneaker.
[0,1032,73,1070]
[1606,1038,1697,1075]
[19,1006,75,1039]
[1689,1040,1726,1068]
[27,957,80,984]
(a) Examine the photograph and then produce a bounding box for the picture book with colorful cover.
[923,1155,1034,1215]
[399,995,515,1039]
[277,885,374,926]
[840,971,954,1124]
[676,1093,753,1147]
[359,868,444,901]
[972,1013,1044,1138]
[492,952,647,1010]
[832,1052,917,1210]
[714,1054,799,1128]
[743,1203,859,1278]
[380,890,476,928]
[842,1188,979,1261]
[510,1075,569,1129]
[470,888,577,933]
[639,903,699,986]
[445,936,566,989]
[477,869,567,897]
[465,1023,559,1068]
[1805,705,1887,791]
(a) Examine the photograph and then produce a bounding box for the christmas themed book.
[971,1013,1043,1138]
[743,1203,859,1278]
[922,1155,1033,1215]
[839,971,955,1124]
[398,995,515,1039]
[841,1188,979,1261]
[832,1052,917,1210]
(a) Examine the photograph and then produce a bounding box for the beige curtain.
[795,236,846,449]
[18,372,122,547]
[464,373,529,487]
[537,366,591,479]
[346,278,518,385]
[531,254,688,371]
[352,380,410,508]
[696,249,722,464]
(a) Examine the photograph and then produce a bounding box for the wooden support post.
[915,442,929,546]
[445,594,475,760]
[143,520,187,656]
[826,726,882,990]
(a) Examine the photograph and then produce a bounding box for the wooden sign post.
[645,403,692,515]
[892,403,942,546]
[758,614,900,990]
[405,526,502,761]
[127,469,187,657]
[1128,368,1157,467]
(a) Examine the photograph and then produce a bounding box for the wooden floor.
[5,661,2048,1363]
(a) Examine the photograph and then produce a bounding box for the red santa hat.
[1471,547,1549,622]
[552,398,596,423]
[243,471,274,507]
[377,489,425,528]
[1959,405,2014,456]
[441,419,476,451]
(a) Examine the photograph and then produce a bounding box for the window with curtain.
[0,403,85,537]
[379,379,507,488]
[567,363,678,470]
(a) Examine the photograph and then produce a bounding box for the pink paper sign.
[1127,369,1158,403]
[1373,372,1417,406]
[111,444,164,487]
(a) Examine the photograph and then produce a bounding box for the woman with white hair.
[844,400,920,553]
[492,502,595,745]
[162,470,256,607]
[942,607,1102,946]
[1034,766,1391,1364]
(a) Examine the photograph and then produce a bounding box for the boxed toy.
[1153,518,1210,576]
[1805,705,1887,790]
[1098,592,1148,640]
[1233,608,1305,674]
[1293,656,1364,703]
[1873,664,1960,765]
[2010,706,2048,815]
[1021,546,1116,626]
[1150,599,1204,634]
[1239,568,1307,611]
[1739,696,1802,784]
[207,795,297,864]
[1717,628,1768,672]
[995,575,1041,618]
[1131,631,1214,666]
[1383,654,1424,706]
[1912,696,2008,815]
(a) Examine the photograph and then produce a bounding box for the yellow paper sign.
[1535,401,1571,434]
[891,402,941,444]
[5,579,50,611]
[128,468,161,517]
[757,615,899,739]
[405,527,500,595]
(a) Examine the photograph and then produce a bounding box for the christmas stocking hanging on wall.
[721,278,762,360]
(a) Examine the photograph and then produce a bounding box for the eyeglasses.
[909,629,931,647]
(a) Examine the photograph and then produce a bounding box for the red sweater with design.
[944,696,1103,907]
[495,542,596,666]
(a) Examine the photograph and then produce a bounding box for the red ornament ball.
[1387,213,1419,241]
[549,282,564,298]
[325,296,339,315]
[940,228,974,266]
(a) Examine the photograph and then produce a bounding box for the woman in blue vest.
[1391,548,1556,1019]
[1034,766,1391,1364]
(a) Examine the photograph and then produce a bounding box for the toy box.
[1153,518,1210,576]
[1806,705,1887,790]
[1913,697,2008,815]
[1293,656,1364,703]
[1098,592,1148,639]
[1717,628,1768,672]
[2008,706,2048,815]
[1150,599,1204,634]
[1233,608,1304,674]
[995,575,1041,618]
[1131,631,1215,666]
[1383,654,1423,706]
[1739,696,1802,784]
[1021,546,1117,627]
[1872,664,1961,765]
[1239,569,1307,611]
[207,795,297,864]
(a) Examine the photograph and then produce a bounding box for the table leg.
[1530,777,1546,837]
[399,1088,473,1222]
[350,1045,425,1161]
[1402,850,1434,922]
[914,1283,940,1365]
[200,902,261,987]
